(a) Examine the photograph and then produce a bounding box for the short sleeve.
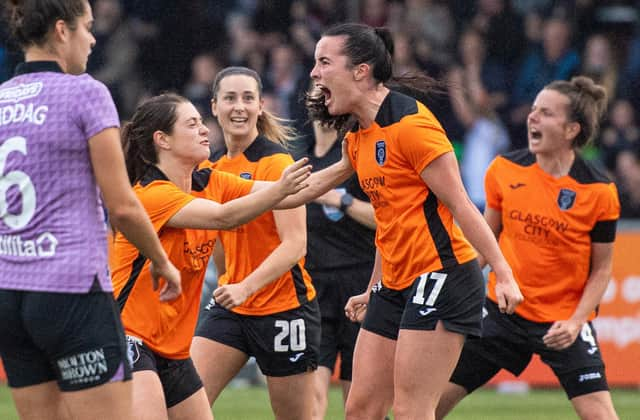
[590,182,621,243]
[484,158,503,211]
[136,181,196,232]
[396,112,453,174]
[72,77,120,140]
[206,170,254,203]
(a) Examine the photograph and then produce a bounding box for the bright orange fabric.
[110,168,253,359]
[485,154,620,322]
[207,137,315,316]
[346,92,476,290]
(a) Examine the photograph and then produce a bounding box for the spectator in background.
[510,17,580,148]
[598,99,639,172]
[617,28,640,114]
[294,121,376,420]
[88,0,142,118]
[448,27,510,211]
[265,43,305,120]
[616,149,640,218]
[360,0,389,27]
[184,52,223,117]
[581,34,618,105]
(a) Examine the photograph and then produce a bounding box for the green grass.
[1,385,638,419]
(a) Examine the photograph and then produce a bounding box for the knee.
[345,398,387,420]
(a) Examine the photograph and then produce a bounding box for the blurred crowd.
[1,0,639,217]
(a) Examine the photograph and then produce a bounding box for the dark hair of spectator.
[306,22,445,137]
[211,66,297,146]
[121,93,187,185]
[4,0,87,49]
[545,76,608,148]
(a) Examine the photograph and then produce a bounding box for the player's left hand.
[543,319,582,350]
[213,283,250,309]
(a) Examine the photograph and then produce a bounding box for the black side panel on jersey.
[290,263,310,306]
[501,149,536,166]
[423,192,457,269]
[116,253,148,311]
[191,168,213,192]
[375,90,419,128]
[570,156,612,185]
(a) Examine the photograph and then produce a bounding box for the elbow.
[106,201,139,229]
[286,238,307,264]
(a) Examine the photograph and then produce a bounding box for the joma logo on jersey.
[375,140,386,166]
[557,188,576,210]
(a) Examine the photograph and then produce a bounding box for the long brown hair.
[121,93,188,184]
[211,66,297,147]
[306,23,445,139]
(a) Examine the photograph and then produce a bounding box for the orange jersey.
[204,136,315,316]
[346,91,476,290]
[485,150,620,322]
[110,166,253,359]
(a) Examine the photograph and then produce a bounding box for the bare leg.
[571,391,619,420]
[344,330,396,420]
[168,388,213,420]
[311,366,332,420]
[191,337,248,405]
[130,371,168,420]
[267,371,315,420]
[435,382,468,420]
[11,381,67,420]
[393,322,465,420]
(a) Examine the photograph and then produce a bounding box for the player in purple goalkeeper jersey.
[0,1,181,419]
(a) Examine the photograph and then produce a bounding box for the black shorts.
[195,298,321,377]
[126,336,203,408]
[450,300,609,399]
[0,289,131,391]
[309,267,369,381]
[362,259,485,340]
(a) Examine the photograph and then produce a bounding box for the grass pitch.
[0,385,638,419]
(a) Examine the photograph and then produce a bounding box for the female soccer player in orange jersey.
[110,93,310,420]
[437,77,620,420]
[191,67,320,420]
[282,23,523,420]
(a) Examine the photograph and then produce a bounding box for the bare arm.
[213,205,308,309]
[89,128,181,301]
[421,152,523,313]
[543,242,614,350]
[165,158,311,230]
[475,207,503,268]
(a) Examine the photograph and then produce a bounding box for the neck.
[25,47,67,72]
[536,148,576,178]
[225,131,258,158]
[353,84,389,129]
[155,158,195,193]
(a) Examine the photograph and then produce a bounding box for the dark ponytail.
[306,22,445,137]
[3,0,87,49]
[121,93,188,184]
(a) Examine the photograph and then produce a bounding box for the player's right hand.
[149,260,182,302]
[278,158,311,195]
[345,292,369,323]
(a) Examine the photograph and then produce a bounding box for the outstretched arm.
[421,152,523,314]
[166,158,311,230]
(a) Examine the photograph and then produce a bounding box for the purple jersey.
[0,62,120,293]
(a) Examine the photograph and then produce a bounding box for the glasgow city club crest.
[239,172,252,180]
[375,140,386,166]
[557,188,576,210]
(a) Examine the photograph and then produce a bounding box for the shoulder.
[569,156,613,185]
[375,90,420,128]
[243,136,290,162]
[498,149,536,167]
